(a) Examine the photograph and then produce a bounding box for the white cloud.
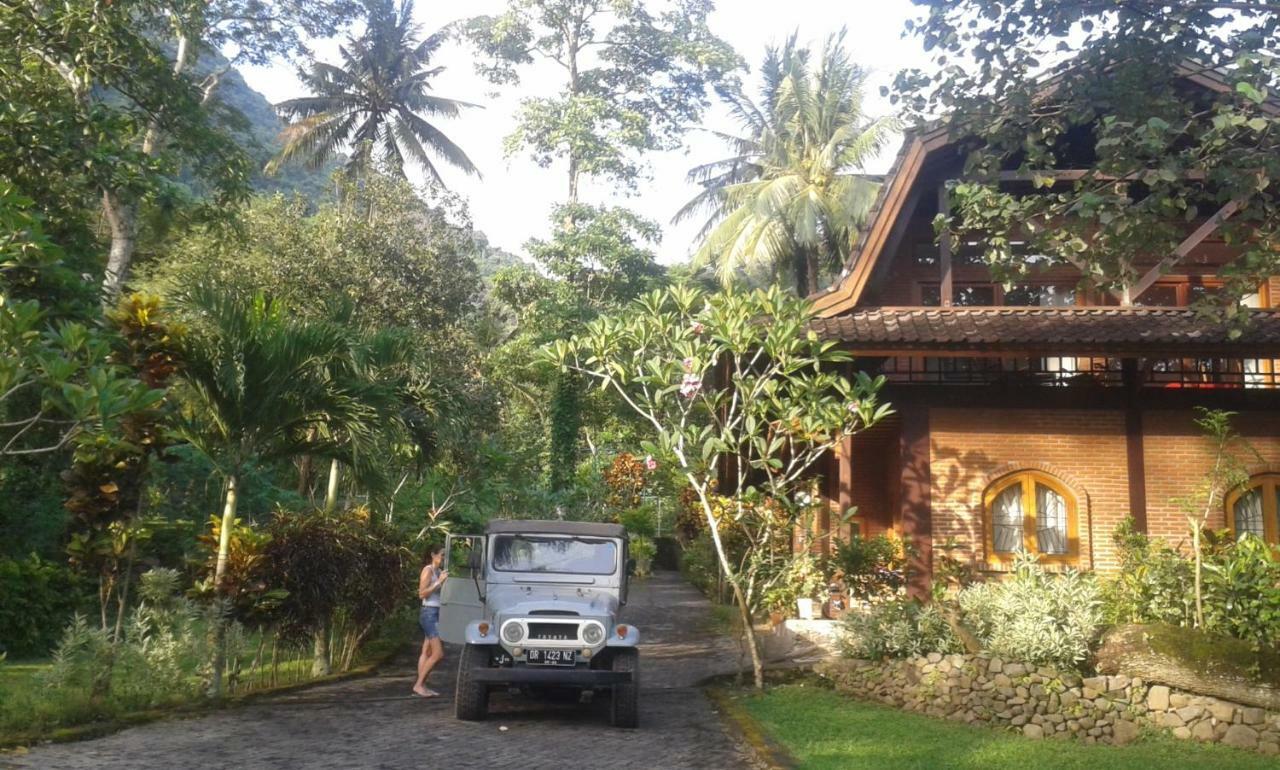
[240,0,928,264]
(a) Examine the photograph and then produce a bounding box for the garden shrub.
[42,569,229,710]
[680,530,719,596]
[1201,535,1280,650]
[619,505,656,538]
[957,554,1103,670]
[0,554,87,657]
[1102,518,1280,651]
[839,599,961,659]
[1101,517,1195,626]
[261,508,410,669]
[762,553,827,614]
[629,535,656,577]
[831,532,908,601]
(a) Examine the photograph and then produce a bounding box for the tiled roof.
[811,307,1280,354]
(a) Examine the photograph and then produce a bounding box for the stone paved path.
[4,572,760,770]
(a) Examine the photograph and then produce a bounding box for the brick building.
[808,66,1280,594]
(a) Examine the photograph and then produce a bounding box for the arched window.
[983,471,1078,566]
[1226,475,1280,545]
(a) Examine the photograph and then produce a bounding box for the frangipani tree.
[549,285,890,688]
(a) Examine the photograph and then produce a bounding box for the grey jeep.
[439,520,640,727]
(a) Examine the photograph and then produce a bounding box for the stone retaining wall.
[815,653,1280,756]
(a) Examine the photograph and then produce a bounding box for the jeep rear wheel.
[609,648,639,728]
[454,644,490,721]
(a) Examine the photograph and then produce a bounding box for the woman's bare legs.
[414,637,444,696]
[413,637,433,696]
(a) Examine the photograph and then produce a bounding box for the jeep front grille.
[527,622,578,641]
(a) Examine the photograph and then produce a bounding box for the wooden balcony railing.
[871,356,1280,389]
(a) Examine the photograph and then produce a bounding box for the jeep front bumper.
[471,667,633,686]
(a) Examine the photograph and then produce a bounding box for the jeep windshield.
[491,535,617,575]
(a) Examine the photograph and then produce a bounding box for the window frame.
[983,471,1079,568]
[1225,474,1280,546]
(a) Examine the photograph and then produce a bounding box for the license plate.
[526,649,577,666]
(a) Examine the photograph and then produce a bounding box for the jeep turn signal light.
[478,622,490,637]
[616,624,628,639]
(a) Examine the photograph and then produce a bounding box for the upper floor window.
[984,471,1079,565]
[919,283,1076,307]
[1226,475,1280,545]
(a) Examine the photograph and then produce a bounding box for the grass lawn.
[740,683,1279,770]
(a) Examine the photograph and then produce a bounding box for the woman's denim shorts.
[419,605,441,639]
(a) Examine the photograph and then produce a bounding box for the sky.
[242,0,932,266]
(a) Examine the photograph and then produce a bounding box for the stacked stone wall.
[816,654,1280,755]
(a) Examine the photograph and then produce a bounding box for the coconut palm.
[677,30,896,295]
[170,286,406,694]
[269,0,480,183]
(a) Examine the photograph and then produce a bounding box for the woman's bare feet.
[412,684,431,697]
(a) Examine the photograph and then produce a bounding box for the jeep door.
[439,534,485,645]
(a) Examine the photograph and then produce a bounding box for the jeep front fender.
[464,620,500,645]
[605,624,640,647]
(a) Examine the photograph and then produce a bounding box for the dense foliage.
[555,284,891,687]
[681,30,894,293]
[840,598,961,660]
[897,0,1280,310]
[956,556,1105,670]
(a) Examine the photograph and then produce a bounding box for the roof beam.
[961,170,1210,183]
[1127,199,1242,303]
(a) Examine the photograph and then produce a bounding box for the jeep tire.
[454,643,490,721]
[609,648,639,728]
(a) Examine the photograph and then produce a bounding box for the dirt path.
[4,572,760,770]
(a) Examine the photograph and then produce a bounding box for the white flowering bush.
[42,569,239,709]
[957,554,1104,670]
[839,599,961,659]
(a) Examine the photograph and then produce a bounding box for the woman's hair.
[424,543,445,564]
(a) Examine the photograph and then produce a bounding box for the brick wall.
[1142,410,1280,549]
[817,406,1280,576]
[928,408,1130,572]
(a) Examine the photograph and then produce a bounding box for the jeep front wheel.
[609,648,639,728]
[454,643,490,721]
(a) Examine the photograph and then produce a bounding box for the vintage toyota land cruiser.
[439,520,640,727]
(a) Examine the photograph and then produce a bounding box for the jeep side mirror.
[467,547,483,572]
[627,558,637,576]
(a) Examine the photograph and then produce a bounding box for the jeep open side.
[439,520,640,727]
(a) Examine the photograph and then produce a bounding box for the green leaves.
[553,283,892,509]
[686,30,894,292]
[0,295,162,458]
[465,0,742,193]
[896,1,1280,311]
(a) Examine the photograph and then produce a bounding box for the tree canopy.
[895,0,1280,310]
[681,31,895,294]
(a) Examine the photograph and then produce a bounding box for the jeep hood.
[488,583,619,619]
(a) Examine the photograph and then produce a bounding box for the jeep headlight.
[501,621,525,644]
[582,622,605,645]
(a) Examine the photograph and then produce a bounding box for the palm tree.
[268,0,480,183]
[676,30,897,295]
[171,286,404,694]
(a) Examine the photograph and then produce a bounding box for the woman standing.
[413,544,448,698]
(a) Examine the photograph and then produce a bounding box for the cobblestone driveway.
[4,572,759,770]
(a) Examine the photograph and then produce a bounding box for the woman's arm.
[418,565,448,600]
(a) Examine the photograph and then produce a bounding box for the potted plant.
[630,536,656,578]
[781,554,827,621]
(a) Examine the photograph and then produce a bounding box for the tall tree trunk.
[312,620,332,676]
[101,191,138,299]
[297,454,313,499]
[210,474,239,698]
[100,32,193,299]
[686,471,765,689]
[805,253,820,297]
[325,459,340,512]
